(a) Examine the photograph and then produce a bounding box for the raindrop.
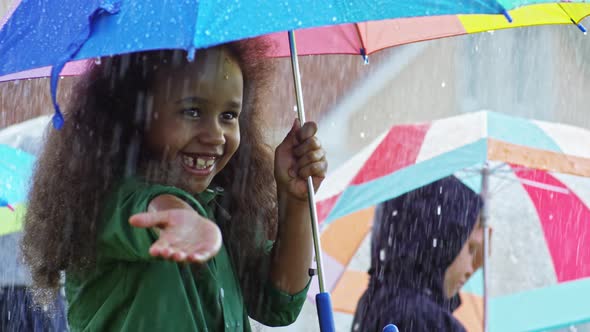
[169,18,177,24]
[95,57,101,65]
[487,30,495,35]
[332,16,337,22]
[360,132,366,138]
[205,30,211,36]
[509,253,518,263]
[441,81,446,88]
[437,205,441,215]
[549,214,554,220]
[379,248,386,261]
[293,105,297,112]
[433,238,438,247]
[392,210,398,217]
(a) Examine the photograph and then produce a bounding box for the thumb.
[287,118,301,138]
[129,211,171,229]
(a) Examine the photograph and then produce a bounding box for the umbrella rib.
[491,174,570,194]
[557,3,588,32]
[354,23,369,63]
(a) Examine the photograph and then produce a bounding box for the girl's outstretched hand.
[275,119,328,201]
[129,209,222,264]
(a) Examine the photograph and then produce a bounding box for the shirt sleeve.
[247,239,311,327]
[97,178,206,262]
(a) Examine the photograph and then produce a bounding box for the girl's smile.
[180,153,219,174]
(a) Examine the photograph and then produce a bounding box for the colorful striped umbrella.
[3,2,590,81]
[5,0,583,79]
[266,3,590,60]
[314,111,590,331]
[0,115,49,237]
[0,144,34,237]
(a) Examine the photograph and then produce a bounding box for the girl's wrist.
[277,186,308,205]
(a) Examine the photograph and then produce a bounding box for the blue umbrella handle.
[316,292,335,332]
[383,324,400,332]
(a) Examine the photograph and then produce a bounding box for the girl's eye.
[182,108,200,118]
[221,112,239,121]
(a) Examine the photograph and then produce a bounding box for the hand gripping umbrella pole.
[288,30,335,332]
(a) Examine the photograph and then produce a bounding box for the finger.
[188,252,211,264]
[295,121,318,143]
[161,247,175,259]
[286,118,301,138]
[278,118,300,148]
[172,251,187,262]
[130,211,172,229]
[148,236,170,256]
[295,148,326,170]
[293,136,322,157]
[297,160,328,179]
[149,244,168,258]
[311,176,324,192]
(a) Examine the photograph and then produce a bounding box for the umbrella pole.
[288,30,335,332]
[481,163,491,332]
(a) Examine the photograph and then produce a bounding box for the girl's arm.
[130,194,222,263]
[270,119,327,294]
[269,190,315,293]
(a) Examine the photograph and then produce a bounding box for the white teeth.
[182,155,216,170]
[182,155,195,167]
[195,157,215,169]
[196,158,207,169]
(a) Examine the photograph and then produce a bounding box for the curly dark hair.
[21,38,278,304]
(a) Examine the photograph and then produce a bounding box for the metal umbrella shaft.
[288,30,335,332]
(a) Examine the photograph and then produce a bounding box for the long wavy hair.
[22,39,278,304]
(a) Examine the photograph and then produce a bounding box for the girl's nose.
[198,119,226,145]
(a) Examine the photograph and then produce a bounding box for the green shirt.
[65,178,309,331]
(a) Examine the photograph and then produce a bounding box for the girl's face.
[443,220,483,298]
[146,47,243,193]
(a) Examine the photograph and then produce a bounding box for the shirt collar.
[197,186,224,206]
